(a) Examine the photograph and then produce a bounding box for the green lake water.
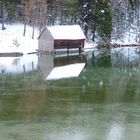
[0,52,140,140]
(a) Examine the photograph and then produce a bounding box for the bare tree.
[21,0,47,37]
[110,0,140,43]
[21,0,30,36]
[0,0,6,30]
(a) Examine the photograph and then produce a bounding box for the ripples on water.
[0,48,140,140]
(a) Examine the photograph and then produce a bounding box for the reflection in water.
[1,49,140,139]
[47,63,85,80]
[111,47,140,67]
[38,53,86,80]
[21,90,47,122]
[0,54,38,74]
[38,54,54,79]
[44,129,89,140]
[107,123,123,140]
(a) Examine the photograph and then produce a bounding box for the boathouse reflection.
[38,53,86,80]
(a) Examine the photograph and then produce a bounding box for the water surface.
[0,51,140,140]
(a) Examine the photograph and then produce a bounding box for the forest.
[0,0,140,45]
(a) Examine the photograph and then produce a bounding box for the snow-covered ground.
[112,25,140,45]
[0,23,139,54]
[0,23,98,54]
[83,41,97,52]
[0,23,39,54]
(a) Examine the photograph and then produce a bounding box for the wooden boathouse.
[38,25,86,53]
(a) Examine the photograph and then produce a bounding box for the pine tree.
[95,0,112,43]
[80,0,112,43]
[47,0,80,25]
[6,0,15,22]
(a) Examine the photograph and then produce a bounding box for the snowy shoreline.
[0,23,140,56]
[0,23,98,55]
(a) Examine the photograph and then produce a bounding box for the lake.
[0,48,140,140]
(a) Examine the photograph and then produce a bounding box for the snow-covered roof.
[47,25,86,40]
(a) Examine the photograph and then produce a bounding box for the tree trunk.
[1,0,5,30]
[32,26,34,39]
[92,23,96,41]
[84,23,88,37]
[23,23,26,36]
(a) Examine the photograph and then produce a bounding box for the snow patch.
[0,23,39,54]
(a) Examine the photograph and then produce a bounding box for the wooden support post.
[23,65,25,73]
[79,47,81,55]
[92,51,94,63]
[32,61,34,71]
[67,43,69,54]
